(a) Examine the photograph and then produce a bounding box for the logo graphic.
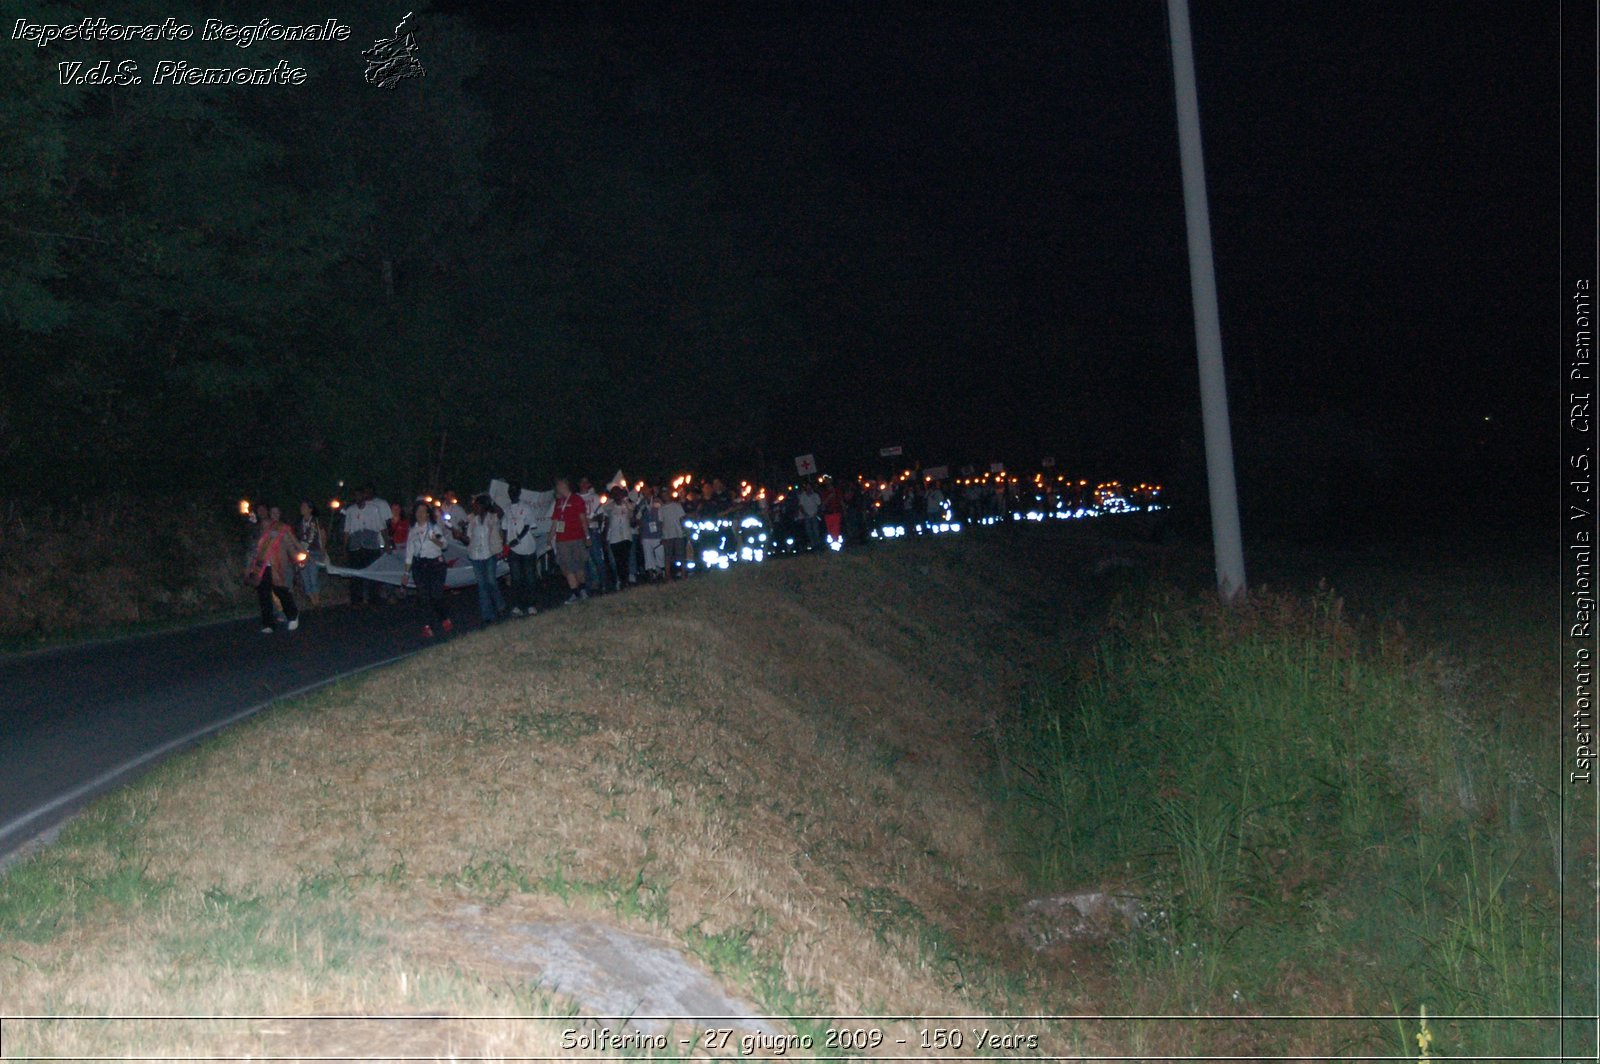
[362,11,424,89]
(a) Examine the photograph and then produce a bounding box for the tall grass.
[999,586,1562,1057]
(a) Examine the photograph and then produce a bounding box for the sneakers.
[422,625,434,638]
[441,618,453,633]
[287,617,299,632]
[564,593,580,605]
[260,626,274,634]
[510,607,525,617]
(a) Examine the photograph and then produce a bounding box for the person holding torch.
[297,501,328,608]
[245,504,303,634]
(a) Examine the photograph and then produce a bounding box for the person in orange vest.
[246,504,304,634]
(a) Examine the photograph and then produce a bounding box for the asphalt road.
[0,591,506,861]
[0,519,1152,865]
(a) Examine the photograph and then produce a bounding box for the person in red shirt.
[386,502,410,554]
[550,477,590,604]
[820,479,845,547]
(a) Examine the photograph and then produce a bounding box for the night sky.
[3,2,1558,531]
[446,1,1553,521]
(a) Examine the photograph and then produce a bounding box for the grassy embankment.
[0,529,1126,1060]
[995,533,1565,1060]
[0,523,1564,1060]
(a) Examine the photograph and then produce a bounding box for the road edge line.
[0,648,422,864]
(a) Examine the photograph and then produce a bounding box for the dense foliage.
[0,4,965,507]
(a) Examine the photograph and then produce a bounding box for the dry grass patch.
[1,533,1121,1059]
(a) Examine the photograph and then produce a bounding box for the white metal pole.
[1167,0,1247,601]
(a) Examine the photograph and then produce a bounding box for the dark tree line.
[1,4,990,509]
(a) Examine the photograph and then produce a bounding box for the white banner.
[325,536,507,590]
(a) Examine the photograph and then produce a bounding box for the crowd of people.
[242,470,1158,637]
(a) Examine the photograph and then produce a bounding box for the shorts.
[555,538,588,576]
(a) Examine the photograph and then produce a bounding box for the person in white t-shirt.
[603,492,634,592]
[797,482,822,551]
[637,489,665,580]
[578,477,609,591]
[502,482,539,616]
[342,484,391,606]
[402,501,452,638]
[626,482,647,584]
[659,493,687,580]
[455,493,505,624]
